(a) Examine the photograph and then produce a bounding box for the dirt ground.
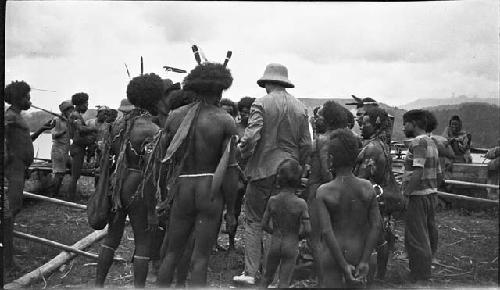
[4,176,499,288]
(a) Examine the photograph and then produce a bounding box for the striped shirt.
[403,134,441,195]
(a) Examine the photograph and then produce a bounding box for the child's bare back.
[317,176,379,265]
[261,159,311,288]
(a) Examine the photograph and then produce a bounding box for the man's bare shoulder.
[316,182,339,202]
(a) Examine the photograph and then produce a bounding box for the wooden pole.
[444,179,499,190]
[436,190,498,211]
[23,191,87,210]
[436,191,498,205]
[13,231,125,263]
[4,227,109,289]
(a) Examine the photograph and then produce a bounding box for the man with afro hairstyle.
[354,106,403,281]
[67,92,97,201]
[4,80,53,270]
[316,128,382,287]
[157,62,239,287]
[95,73,179,287]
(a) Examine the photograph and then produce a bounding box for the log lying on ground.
[445,179,499,190]
[13,230,125,263]
[4,227,110,289]
[23,191,87,210]
[437,191,499,211]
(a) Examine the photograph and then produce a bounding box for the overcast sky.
[5,1,499,112]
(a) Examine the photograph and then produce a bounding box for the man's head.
[59,100,74,117]
[168,90,196,111]
[183,62,233,103]
[157,79,181,116]
[126,73,163,114]
[355,97,379,127]
[257,63,294,94]
[106,109,117,123]
[360,107,389,140]
[237,97,255,126]
[96,106,109,122]
[118,98,135,114]
[220,98,238,117]
[424,110,438,133]
[328,128,360,170]
[276,158,303,189]
[449,115,462,134]
[71,92,89,113]
[402,109,427,138]
[5,80,31,110]
[317,101,348,134]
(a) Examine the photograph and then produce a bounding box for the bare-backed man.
[316,129,382,287]
[157,62,239,287]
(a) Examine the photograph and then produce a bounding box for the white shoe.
[233,273,255,285]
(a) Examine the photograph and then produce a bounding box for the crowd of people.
[4,53,482,288]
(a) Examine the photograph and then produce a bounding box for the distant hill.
[427,102,500,148]
[401,96,499,110]
[298,98,407,142]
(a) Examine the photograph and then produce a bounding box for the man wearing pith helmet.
[233,63,312,285]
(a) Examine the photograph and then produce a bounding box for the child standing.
[261,159,311,288]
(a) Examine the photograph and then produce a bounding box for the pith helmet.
[257,63,294,88]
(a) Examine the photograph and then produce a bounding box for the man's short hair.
[220,98,238,117]
[276,158,303,188]
[71,92,89,106]
[126,73,163,112]
[329,128,360,168]
[449,115,462,126]
[403,109,427,130]
[364,106,389,131]
[424,110,438,133]
[5,80,30,105]
[322,101,348,130]
[237,97,255,112]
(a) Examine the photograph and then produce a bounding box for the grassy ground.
[4,176,499,288]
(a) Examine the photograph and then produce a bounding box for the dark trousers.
[404,194,437,280]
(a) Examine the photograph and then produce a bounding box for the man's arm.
[4,113,16,165]
[239,100,264,159]
[298,114,312,168]
[355,144,385,185]
[299,200,311,239]
[222,118,239,232]
[262,199,273,234]
[31,119,54,141]
[405,140,426,195]
[361,185,382,263]
[358,187,382,277]
[318,137,333,182]
[317,189,356,281]
[71,114,97,134]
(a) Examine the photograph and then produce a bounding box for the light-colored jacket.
[240,90,311,181]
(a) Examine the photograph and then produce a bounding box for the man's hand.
[225,213,237,234]
[355,262,370,280]
[343,263,357,282]
[41,119,54,131]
